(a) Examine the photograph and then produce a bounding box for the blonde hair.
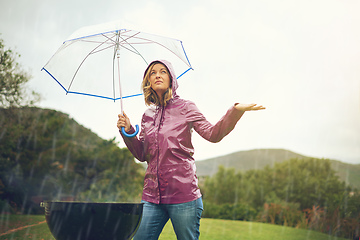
[142,62,173,106]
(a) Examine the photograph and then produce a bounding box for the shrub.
[0,199,16,214]
[257,202,303,227]
[202,201,257,221]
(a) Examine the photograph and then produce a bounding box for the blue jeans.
[133,198,203,240]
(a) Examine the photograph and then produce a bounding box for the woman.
[117,60,265,240]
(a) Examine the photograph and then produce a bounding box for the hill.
[330,159,360,190]
[195,149,308,176]
[195,149,360,189]
[0,106,143,213]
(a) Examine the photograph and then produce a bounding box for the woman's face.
[149,63,171,98]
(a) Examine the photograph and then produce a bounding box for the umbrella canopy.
[42,21,193,137]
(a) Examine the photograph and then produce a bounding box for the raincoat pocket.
[159,162,194,198]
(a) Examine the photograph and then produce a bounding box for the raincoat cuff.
[233,103,246,115]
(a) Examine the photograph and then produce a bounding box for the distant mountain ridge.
[195,149,309,176]
[195,149,360,190]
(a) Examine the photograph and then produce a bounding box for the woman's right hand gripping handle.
[117,112,139,138]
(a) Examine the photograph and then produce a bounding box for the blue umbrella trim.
[41,67,192,101]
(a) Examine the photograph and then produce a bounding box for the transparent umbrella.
[42,21,193,137]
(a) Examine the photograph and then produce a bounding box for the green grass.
[0,215,348,240]
[0,215,54,240]
[0,214,45,233]
[160,219,348,240]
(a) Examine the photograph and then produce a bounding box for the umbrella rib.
[101,32,118,44]
[91,44,115,54]
[108,32,144,56]
[118,32,148,65]
[67,37,115,92]
[137,37,188,65]
[118,33,191,67]
[83,33,117,54]
[118,31,147,55]
[77,39,113,44]
[119,31,141,43]
[118,44,143,56]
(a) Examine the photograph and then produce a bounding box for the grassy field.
[0,215,348,240]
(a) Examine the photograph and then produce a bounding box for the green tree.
[202,158,359,238]
[0,107,144,212]
[270,158,346,210]
[203,166,237,204]
[0,37,40,108]
[203,158,348,212]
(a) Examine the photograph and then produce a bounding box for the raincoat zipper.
[156,105,165,202]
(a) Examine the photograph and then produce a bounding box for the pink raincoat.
[121,60,245,204]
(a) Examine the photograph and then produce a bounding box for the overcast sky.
[1,0,359,164]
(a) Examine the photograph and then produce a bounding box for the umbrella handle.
[121,125,139,138]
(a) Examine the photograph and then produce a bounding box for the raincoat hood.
[144,60,179,98]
